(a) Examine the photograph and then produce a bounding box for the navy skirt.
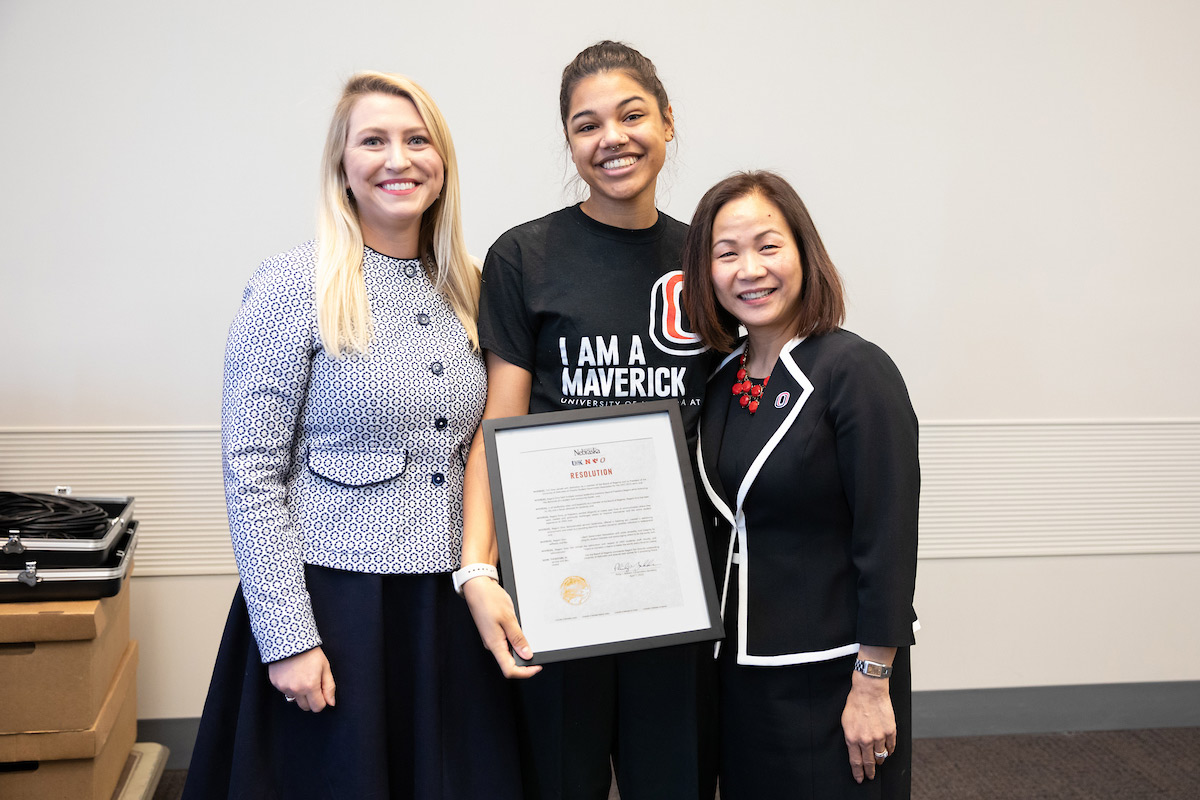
[718,566,912,800]
[183,565,522,800]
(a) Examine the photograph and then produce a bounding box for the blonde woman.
[184,73,521,799]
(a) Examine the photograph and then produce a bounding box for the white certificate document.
[485,402,721,663]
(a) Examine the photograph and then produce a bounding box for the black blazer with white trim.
[698,330,919,666]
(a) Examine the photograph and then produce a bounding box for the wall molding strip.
[2,419,1198,576]
[0,426,233,576]
[912,681,1200,738]
[919,419,1200,558]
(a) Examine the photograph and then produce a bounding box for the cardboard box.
[0,575,131,734]
[0,640,138,800]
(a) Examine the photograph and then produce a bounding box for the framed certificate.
[483,400,723,665]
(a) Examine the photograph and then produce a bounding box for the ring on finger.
[284,694,296,702]
[874,750,888,759]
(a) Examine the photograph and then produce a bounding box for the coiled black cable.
[0,492,110,539]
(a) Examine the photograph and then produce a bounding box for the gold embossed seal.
[559,575,591,605]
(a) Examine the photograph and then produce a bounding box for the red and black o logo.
[649,271,709,356]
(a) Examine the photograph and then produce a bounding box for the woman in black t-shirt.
[456,41,722,800]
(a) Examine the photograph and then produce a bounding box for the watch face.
[856,660,890,678]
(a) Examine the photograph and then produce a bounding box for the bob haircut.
[316,71,479,355]
[681,171,846,352]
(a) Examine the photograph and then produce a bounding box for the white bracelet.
[452,563,499,596]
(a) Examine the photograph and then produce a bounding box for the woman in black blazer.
[680,171,919,799]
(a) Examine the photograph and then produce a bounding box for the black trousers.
[512,642,719,800]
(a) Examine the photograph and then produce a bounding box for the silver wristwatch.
[853,659,893,679]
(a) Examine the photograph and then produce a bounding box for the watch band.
[853,659,893,679]
[452,563,499,595]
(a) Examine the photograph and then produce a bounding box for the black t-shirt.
[479,204,721,440]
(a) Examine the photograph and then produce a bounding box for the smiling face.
[710,192,805,347]
[342,92,444,252]
[565,70,674,225]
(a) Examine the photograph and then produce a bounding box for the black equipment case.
[0,489,139,602]
[2,494,135,569]
[0,522,138,602]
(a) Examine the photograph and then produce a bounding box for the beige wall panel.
[131,575,239,720]
[912,554,1200,692]
[130,555,1200,719]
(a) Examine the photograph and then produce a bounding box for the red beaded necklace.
[732,348,770,414]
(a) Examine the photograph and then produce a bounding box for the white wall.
[3,1,1199,719]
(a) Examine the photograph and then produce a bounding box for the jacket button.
[434,417,448,430]
[417,313,430,325]
[431,472,445,486]
[430,361,444,375]
[405,265,418,278]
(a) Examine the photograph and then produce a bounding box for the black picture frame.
[483,400,723,665]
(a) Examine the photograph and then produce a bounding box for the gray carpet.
[152,727,1200,799]
[911,727,1200,799]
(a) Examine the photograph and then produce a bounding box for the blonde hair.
[316,71,479,355]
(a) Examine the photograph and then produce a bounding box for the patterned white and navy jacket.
[221,241,486,663]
